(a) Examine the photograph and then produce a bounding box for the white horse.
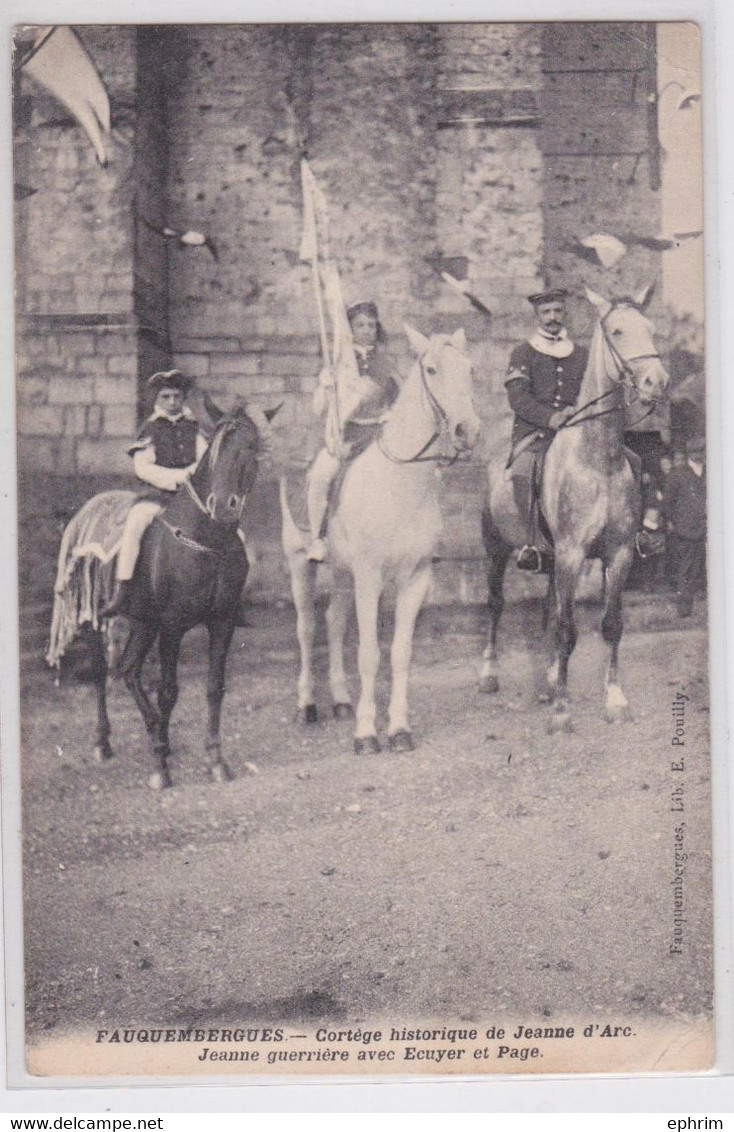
[280,326,480,753]
[480,286,670,732]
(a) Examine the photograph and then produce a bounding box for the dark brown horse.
[49,400,277,790]
[480,286,669,731]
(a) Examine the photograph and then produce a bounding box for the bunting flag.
[22,26,111,166]
[299,159,361,454]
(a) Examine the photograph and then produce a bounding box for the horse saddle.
[509,438,643,554]
[285,435,377,537]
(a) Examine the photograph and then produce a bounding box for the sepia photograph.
[8,19,714,1082]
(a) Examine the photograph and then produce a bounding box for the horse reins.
[156,426,253,556]
[559,302,661,431]
[377,347,465,466]
[156,514,223,557]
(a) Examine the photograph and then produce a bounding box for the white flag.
[299,160,362,454]
[23,26,111,166]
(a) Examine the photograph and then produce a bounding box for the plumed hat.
[147,369,194,396]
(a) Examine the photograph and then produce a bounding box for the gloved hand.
[549,405,577,430]
[318,366,335,389]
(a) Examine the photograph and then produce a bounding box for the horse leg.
[540,568,558,703]
[206,619,237,783]
[290,557,318,724]
[327,568,354,720]
[89,629,113,763]
[155,626,183,784]
[541,565,556,633]
[548,548,584,734]
[119,620,168,789]
[387,561,432,751]
[353,571,382,754]
[479,524,511,694]
[601,543,634,723]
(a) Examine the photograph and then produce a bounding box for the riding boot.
[100,579,134,619]
[513,473,553,574]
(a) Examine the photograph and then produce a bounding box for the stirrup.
[306,538,328,563]
[635,529,662,559]
[517,545,552,574]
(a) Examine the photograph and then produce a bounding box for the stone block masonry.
[16,320,149,473]
[15,23,662,603]
[15,26,171,474]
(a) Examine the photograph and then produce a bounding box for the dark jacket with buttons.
[128,416,200,469]
[505,342,588,445]
[661,465,707,541]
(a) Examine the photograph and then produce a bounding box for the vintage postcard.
[9,20,715,1082]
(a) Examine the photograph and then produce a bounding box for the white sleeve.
[312,385,328,417]
[133,446,189,492]
[195,432,208,463]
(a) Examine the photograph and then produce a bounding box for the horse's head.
[586,285,670,405]
[404,325,480,454]
[195,396,281,524]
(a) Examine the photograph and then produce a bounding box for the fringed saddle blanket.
[46,490,137,669]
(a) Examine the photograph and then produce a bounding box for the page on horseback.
[7,19,722,1097]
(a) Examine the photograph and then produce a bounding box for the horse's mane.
[206,419,237,472]
[202,401,271,475]
[608,296,645,313]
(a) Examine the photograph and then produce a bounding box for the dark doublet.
[505,341,588,445]
[129,415,200,468]
[344,346,400,445]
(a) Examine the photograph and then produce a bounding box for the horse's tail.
[279,476,308,553]
[46,490,136,669]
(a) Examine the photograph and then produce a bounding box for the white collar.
[149,405,195,423]
[354,344,374,360]
[528,327,574,358]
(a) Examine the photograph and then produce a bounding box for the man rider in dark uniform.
[504,288,588,572]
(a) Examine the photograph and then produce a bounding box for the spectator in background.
[661,436,707,617]
[658,452,675,586]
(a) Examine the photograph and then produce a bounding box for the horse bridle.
[560,302,661,430]
[156,424,255,556]
[377,345,468,465]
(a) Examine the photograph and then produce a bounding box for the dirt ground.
[20,596,712,1051]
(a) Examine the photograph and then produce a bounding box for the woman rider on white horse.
[306,300,401,562]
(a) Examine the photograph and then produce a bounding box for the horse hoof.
[354,735,381,755]
[388,730,415,753]
[148,769,172,792]
[605,704,632,724]
[478,675,500,695]
[296,704,318,725]
[210,760,234,783]
[547,711,573,735]
[333,702,354,721]
[93,742,114,763]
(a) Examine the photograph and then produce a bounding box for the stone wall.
[15,26,169,475]
[14,23,662,603]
